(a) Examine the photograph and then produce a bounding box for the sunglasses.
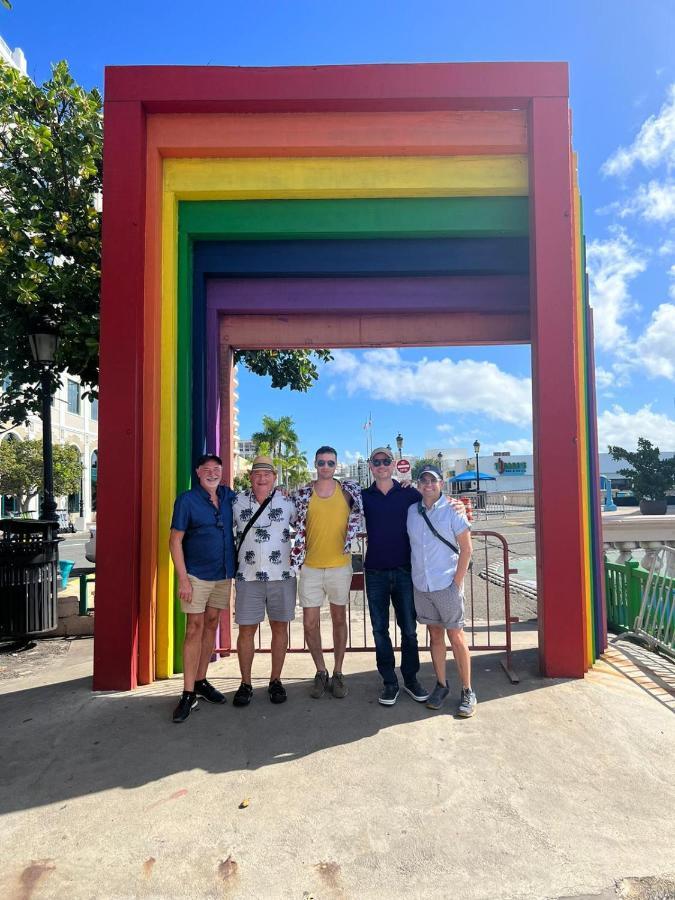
[316,460,336,468]
[371,458,393,467]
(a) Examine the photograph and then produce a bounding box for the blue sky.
[4,1,675,463]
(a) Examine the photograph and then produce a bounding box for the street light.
[28,326,59,522]
[473,439,481,506]
[396,432,403,459]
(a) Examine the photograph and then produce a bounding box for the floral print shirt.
[290,479,364,570]
[232,489,298,583]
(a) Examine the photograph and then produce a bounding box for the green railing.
[605,556,675,654]
[604,559,647,633]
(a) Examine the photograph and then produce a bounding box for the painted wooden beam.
[165,156,528,200]
[149,110,527,157]
[94,100,146,692]
[181,197,530,239]
[106,62,568,110]
[194,237,529,276]
[528,96,586,679]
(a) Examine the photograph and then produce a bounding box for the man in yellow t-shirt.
[295,445,360,699]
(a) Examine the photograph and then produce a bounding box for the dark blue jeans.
[365,565,419,687]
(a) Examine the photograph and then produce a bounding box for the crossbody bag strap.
[236,489,275,560]
[419,504,459,555]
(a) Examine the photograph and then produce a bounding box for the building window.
[67,379,81,414]
[90,397,98,421]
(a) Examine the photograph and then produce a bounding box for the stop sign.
[396,458,411,474]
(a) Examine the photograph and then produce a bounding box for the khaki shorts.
[298,563,353,608]
[181,575,231,615]
[414,582,465,630]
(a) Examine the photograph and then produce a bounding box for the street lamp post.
[396,432,403,459]
[28,327,60,522]
[473,439,481,509]
[437,451,444,493]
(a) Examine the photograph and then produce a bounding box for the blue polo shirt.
[170,484,236,581]
[361,481,422,570]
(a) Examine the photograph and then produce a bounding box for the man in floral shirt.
[231,456,298,706]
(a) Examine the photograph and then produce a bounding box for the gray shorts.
[414,582,465,630]
[234,578,297,625]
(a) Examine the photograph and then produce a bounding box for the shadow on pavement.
[0,644,560,816]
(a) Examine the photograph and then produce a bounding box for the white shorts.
[298,563,353,608]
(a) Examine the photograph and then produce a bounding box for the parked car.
[85,526,96,563]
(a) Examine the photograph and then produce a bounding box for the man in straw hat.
[231,455,298,706]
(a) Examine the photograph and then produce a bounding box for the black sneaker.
[403,680,431,703]
[233,682,253,707]
[268,679,287,704]
[378,683,400,706]
[172,692,198,723]
[194,678,227,704]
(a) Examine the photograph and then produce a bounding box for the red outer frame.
[96,62,585,691]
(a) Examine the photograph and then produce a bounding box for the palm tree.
[284,450,311,488]
[251,416,299,460]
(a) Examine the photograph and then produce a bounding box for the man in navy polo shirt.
[361,447,430,706]
[169,453,236,723]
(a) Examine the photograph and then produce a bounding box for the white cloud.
[325,351,532,426]
[436,424,453,433]
[342,449,364,463]
[618,179,675,223]
[493,438,533,455]
[586,229,645,350]
[598,404,675,451]
[602,83,675,176]
[633,303,675,380]
[362,348,401,366]
[658,238,675,255]
[595,367,615,390]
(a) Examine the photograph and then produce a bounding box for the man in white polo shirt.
[406,464,476,716]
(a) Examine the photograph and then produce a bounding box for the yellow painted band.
[164,155,529,199]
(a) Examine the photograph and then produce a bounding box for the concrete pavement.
[0,632,674,899]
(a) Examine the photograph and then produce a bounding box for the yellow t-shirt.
[304,484,351,568]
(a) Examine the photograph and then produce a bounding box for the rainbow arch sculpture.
[95,63,605,690]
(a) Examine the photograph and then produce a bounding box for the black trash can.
[0,519,60,637]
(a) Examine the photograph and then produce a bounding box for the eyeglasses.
[371,458,393,467]
[316,460,336,468]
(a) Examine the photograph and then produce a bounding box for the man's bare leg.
[330,602,348,674]
[236,623,258,684]
[428,625,447,685]
[448,627,471,689]
[303,607,326,672]
[270,620,289,681]
[195,606,220,682]
[183,614,205,692]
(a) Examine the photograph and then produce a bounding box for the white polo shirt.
[406,495,470,592]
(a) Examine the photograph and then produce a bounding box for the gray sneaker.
[458,687,477,717]
[310,670,329,699]
[425,681,450,710]
[330,672,348,699]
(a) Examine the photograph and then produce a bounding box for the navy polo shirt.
[170,484,236,581]
[361,481,422,570]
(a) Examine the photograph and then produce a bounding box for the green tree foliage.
[251,415,299,460]
[411,457,443,480]
[608,437,675,501]
[250,416,311,487]
[0,60,332,427]
[0,60,102,426]
[0,438,83,511]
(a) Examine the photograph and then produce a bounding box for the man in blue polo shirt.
[169,453,236,723]
[361,447,430,706]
